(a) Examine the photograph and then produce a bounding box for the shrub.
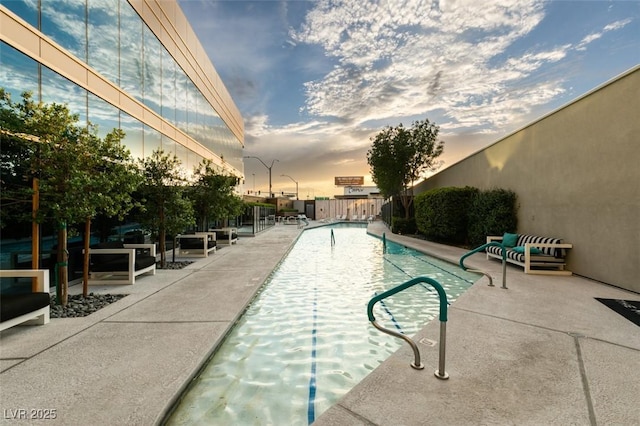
[415,186,478,244]
[467,188,518,247]
[391,216,417,235]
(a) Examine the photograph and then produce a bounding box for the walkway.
[0,221,638,425]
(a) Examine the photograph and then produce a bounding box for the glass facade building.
[0,0,244,275]
[0,0,244,175]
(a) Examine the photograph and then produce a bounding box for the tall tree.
[79,127,142,297]
[189,159,244,231]
[1,90,142,304]
[367,119,444,219]
[137,149,195,268]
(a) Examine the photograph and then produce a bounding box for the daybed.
[210,228,238,245]
[178,232,217,257]
[0,269,50,332]
[486,233,573,276]
[88,241,157,285]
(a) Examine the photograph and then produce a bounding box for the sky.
[178,0,640,199]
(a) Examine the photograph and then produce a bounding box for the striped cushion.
[486,234,565,259]
[516,234,563,257]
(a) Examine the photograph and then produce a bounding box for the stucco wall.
[414,66,639,293]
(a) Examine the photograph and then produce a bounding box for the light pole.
[244,156,278,197]
[281,174,299,200]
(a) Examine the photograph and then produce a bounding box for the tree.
[79,127,142,297]
[1,89,142,304]
[367,119,444,219]
[137,149,195,268]
[188,159,244,231]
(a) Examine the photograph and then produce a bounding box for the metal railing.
[367,276,450,380]
[459,242,507,289]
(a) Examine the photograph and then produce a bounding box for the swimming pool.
[167,224,479,425]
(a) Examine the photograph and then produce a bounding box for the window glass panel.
[175,142,188,175]
[161,135,176,156]
[143,25,162,115]
[0,42,39,101]
[175,68,187,133]
[119,0,142,102]
[0,0,38,28]
[41,0,87,62]
[88,93,120,140]
[120,111,143,160]
[143,125,161,158]
[161,49,176,123]
[41,66,87,125]
[88,0,119,85]
[185,78,198,138]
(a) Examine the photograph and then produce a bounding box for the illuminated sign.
[335,176,364,186]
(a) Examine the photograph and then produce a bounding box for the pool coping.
[0,220,638,425]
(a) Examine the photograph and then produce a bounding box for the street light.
[244,156,278,197]
[281,174,299,200]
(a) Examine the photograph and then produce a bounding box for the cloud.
[576,18,633,51]
[289,0,552,131]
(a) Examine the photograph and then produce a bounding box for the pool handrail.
[367,276,449,379]
[459,242,508,289]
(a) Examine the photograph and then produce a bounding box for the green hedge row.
[414,186,517,247]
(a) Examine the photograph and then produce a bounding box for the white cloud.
[577,18,633,50]
[289,0,551,132]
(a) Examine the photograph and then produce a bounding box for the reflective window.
[88,93,120,140]
[175,141,189,176]
[41,66,87,125]
[0,42,39,101]
[175,68,188,133]
[0,0,38,28]
[119,0,143,102]
[142,25,162,115]
[42,0,87,62]
[185,78,198,138]
[143,125,161,158]
[88,0,120,86]
[161,49,176,123]
[161,134,176,155]
[120,111,143,160]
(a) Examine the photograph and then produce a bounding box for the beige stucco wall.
[414,66,640,293]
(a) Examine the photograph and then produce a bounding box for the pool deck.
[1,221,639,425]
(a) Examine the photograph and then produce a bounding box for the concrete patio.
[1,221,638,425]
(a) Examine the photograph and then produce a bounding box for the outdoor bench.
[0,269,50,332]
[88,241,157,285]
[210,228,238,245]
[486,233,573,276]
[177,232,217,257]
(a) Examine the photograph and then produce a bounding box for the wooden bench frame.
[486,235,573,276]
[0,269,50,331]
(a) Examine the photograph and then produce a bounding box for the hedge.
[467,188,518,247]
[415,186,478,244]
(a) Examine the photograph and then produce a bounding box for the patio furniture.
[210,228,238,245]
[0,269,50,331]
[178,232,217,257]
[88,241,157,285]
[486,233,573,275]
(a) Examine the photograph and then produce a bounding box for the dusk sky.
[178,0,640,198]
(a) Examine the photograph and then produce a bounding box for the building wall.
[414,66,639,293]
[0,0,243,177]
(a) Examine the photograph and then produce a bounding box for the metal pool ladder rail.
[367,276,450,380]
[459,242,508,289]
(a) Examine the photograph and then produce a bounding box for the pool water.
[168,224,479,425]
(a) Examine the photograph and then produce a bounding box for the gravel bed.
[50,294,127,318]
